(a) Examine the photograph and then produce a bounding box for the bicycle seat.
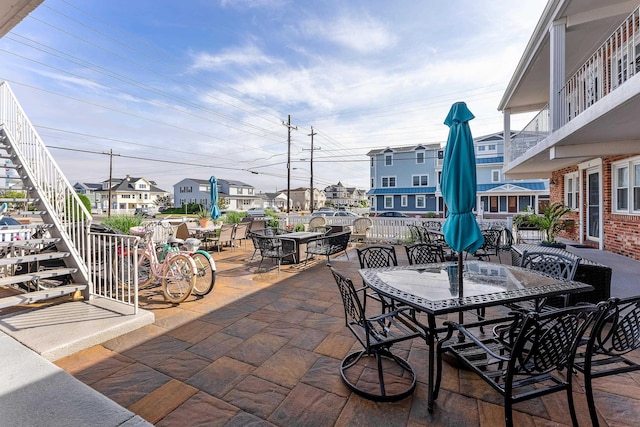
[168,237,185,246]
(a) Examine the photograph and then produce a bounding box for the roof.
[107,177,168,193]
[477,182,547,191]
[367,143,441,157]
[219,178,252,187]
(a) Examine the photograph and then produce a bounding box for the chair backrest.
[357,245,398,269]
[234,222,249,240]
[352,217,373,233]
[309,216,327,229]
[480,229,502,250]
[405,242,444,265]
[498,227,514,251]
[175,223,190,240]
[330,266,366,329]
[520,250,580,281]
[422,220,442,231]
[219,223,236,241]
[587,296,640,359]
[509,304,599,378]
[407,224,424,243]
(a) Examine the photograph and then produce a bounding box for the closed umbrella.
[209,176,221,220]
[441,102,484,299]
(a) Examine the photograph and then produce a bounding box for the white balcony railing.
[562,6,640,123]
[507,104,550,163]
[509,5,640,164]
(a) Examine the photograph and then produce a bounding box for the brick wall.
[549,157,640,260]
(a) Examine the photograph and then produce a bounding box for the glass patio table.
[359,260,593,411]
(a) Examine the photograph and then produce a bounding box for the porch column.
[549,18,566,131]
[503,108,511,163]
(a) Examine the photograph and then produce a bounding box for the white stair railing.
[0,81,91,288]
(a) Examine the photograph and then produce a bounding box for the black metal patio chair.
[329,266,421,402]
[252,233,297,272]
[357,245,398,314]
[404,242,445,265]
[435,304,602,427]
[573,296,640,427]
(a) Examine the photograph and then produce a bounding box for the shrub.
[101,214,144,234]
[224,211,245,224]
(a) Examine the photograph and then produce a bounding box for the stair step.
[0,251,69,266]
[0,283,86,309]
[0,238,61,248]
[0,223,52,231]
[0,267,78,288]
[0,198,39,203]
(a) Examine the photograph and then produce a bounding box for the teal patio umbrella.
[441,102,484,298]
[209,176,221,220]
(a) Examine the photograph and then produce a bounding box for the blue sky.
[0,0,547,194]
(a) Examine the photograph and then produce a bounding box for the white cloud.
[300,15,397,54]
[190,43,278,71]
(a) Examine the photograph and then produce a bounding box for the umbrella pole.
[457,251,464,342]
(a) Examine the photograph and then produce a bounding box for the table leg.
[427,314,436,412]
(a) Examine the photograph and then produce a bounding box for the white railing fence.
[561,7,640,123]
[276,215,509,244]
[88,231,139,313]
[0,81,92,283]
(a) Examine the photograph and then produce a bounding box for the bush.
[224,211,245,224]
[101,215,144,234]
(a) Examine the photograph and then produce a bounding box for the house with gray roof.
[173,178,260,212]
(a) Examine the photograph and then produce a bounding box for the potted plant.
[524,202,573,248]
[196,206,210,228]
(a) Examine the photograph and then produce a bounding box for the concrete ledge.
[0,332,152,426]
[0,298,154,361]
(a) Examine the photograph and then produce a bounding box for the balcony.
[506,4,640,175]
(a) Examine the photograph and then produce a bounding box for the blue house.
[367,132,549,217]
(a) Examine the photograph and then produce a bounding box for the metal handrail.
[0,81,92,287]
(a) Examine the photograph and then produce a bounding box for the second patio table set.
[358,260,593,412]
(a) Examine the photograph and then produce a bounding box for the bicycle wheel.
[138,250,155,288]
[191,251,215,296]
[161,253,196,303]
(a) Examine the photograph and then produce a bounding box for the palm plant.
[526,202,572,244]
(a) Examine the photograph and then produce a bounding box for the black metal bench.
[304,231,351,264]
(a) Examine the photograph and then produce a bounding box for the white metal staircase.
[0,81,91,309]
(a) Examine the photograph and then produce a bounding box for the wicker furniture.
[511,244,612,305]
[329,266,420,401]
[350,217,373,243]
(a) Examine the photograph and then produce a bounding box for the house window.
[401,195,407,207]
[492,170,500,182]
[371,178,374,188]
[611,157,640,214]
[478,146,485,152]
[385,154,393,166]
[371,157,374,167]
[384,196,393,208]
[412,175,428,186]
[416,151,424,164]
[382,176,396,187]
[416,195,425,208]
[238,188,243,195]
[488,144,496,150]
[564,172,579,210]
[616,165,629,211]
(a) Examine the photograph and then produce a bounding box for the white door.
[586,169,600,241]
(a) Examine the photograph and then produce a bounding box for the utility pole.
[107,149,113,217]
[105,149,121,217]
[282,115,297,214]
[305,127,320,213]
